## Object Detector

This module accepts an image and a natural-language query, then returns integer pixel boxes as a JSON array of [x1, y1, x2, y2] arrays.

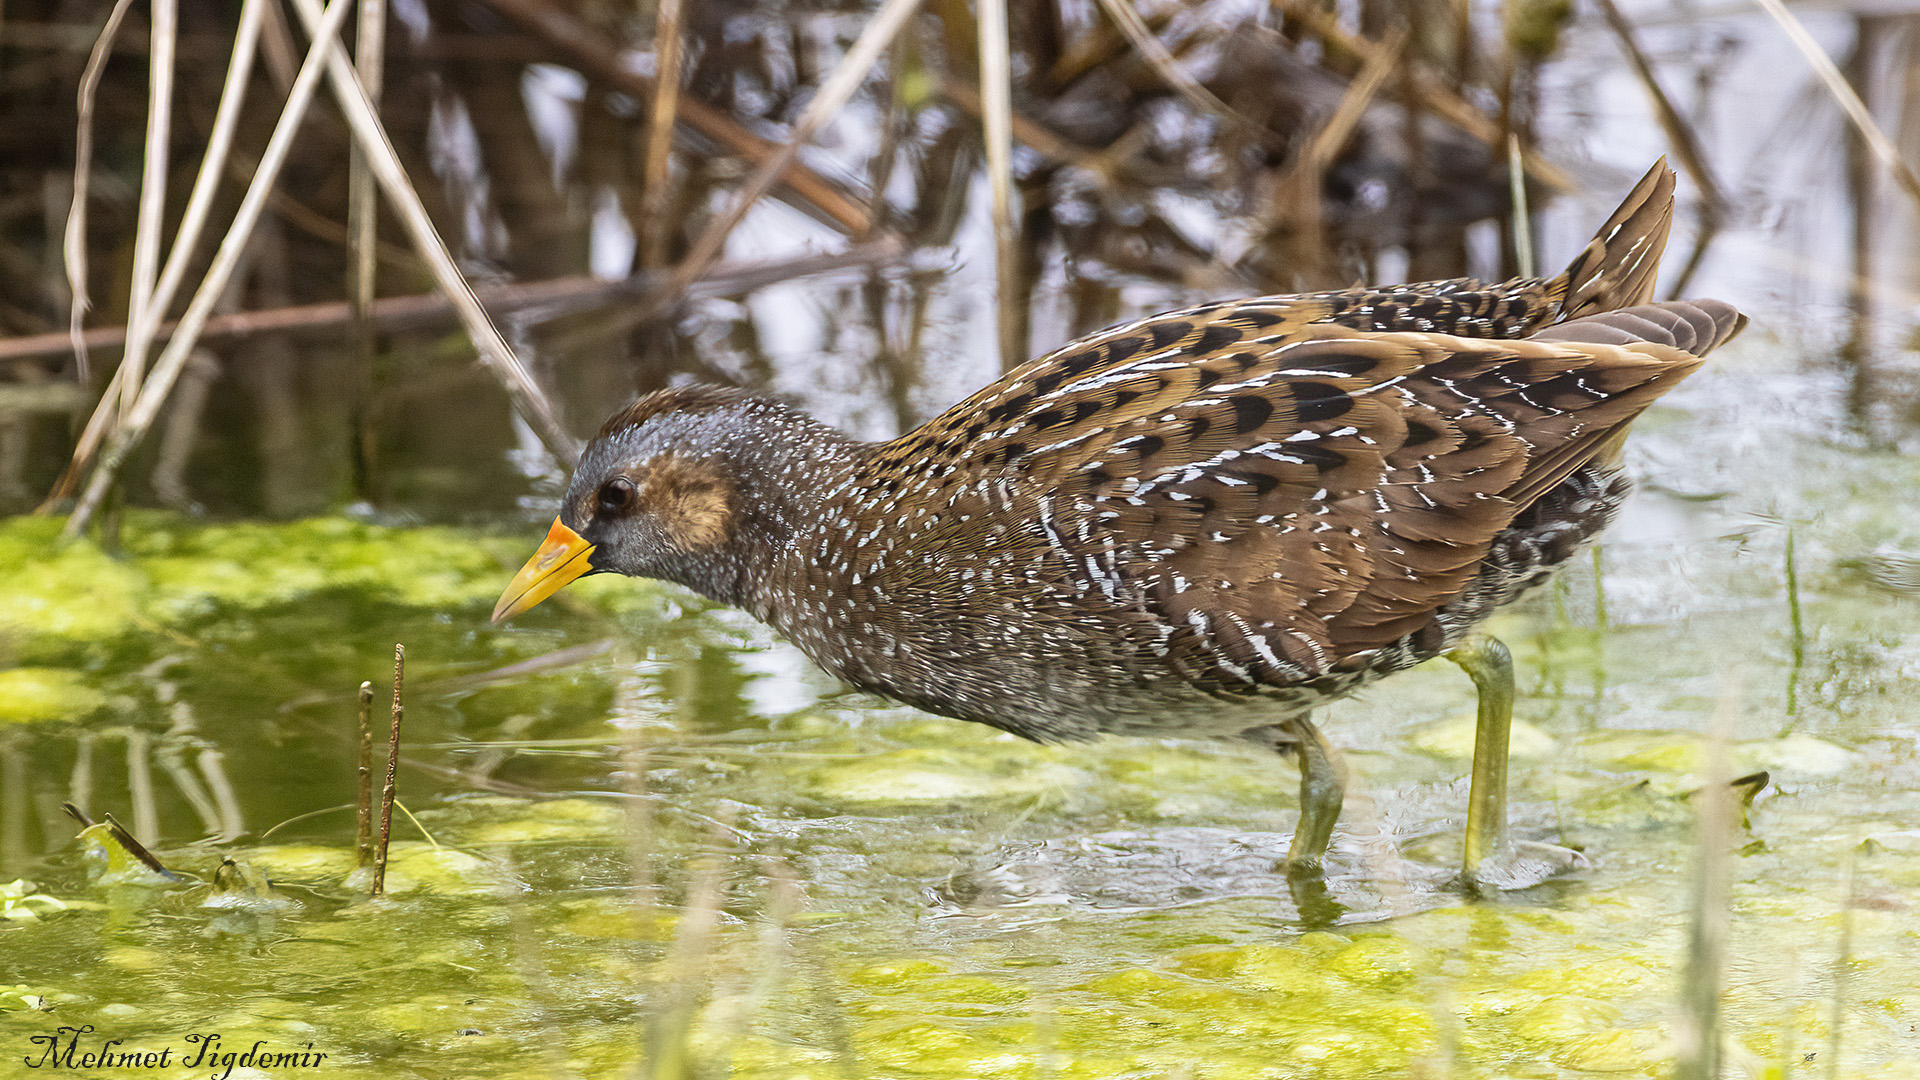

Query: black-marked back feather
[[533, 161, 1743, 744]]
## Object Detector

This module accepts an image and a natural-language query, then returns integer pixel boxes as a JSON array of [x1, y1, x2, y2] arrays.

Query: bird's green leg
[[1447, 634, 1514, 884], [1284, 713, 1348, 874]]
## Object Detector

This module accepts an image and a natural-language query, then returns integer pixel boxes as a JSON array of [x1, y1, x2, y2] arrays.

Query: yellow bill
[[493, 518, 596, 622]]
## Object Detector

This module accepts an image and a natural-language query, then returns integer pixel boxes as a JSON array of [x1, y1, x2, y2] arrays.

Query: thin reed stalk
[[47, 0, 267, 507], [99, 812, 176, 878], [371, 645, 404, 898], [672, 0, 923, 292], [11, 242, 903, 367], [119, 0, 179, 423], [64, 0, 138, 384], [347, 0, 387, 501], [355, 680, 374, 866], [1755, 0, 1920, 212], [62, 0, 360, 539], [583, 0, 923, 348], [286, 0, 578, 462], [348, 0, 385, 312], [1508, 134, 1535, 279], [977, 0, 1019, 370], [640, 0, 685, 270], [1089, 0, 1251, 132], [1594, 0, 1726, 224]]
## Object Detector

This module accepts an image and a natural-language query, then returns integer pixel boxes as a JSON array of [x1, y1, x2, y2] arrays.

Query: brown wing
[[877, 299, 1739, 692]]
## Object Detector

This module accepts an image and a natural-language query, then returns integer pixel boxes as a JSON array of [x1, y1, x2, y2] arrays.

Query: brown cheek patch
[[638, 457, 734, 549]]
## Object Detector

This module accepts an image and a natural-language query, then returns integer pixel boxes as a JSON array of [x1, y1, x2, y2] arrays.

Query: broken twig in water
[[371, 646, 404, 897], [355, 680, 375, 867]]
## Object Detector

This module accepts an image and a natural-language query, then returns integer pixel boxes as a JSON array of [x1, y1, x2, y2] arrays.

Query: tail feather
[[1531, 298, 1747, 357], [1524, 298, 1746, 476], [1548, 160, 1677, 321]]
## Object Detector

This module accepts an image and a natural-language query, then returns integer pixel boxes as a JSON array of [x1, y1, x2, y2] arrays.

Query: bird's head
[[492, 386, 772, 622]]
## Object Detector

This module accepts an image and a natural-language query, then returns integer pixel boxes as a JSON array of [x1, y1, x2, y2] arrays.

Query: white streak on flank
[[1031, 429, 1103, 456], [1229, 611, 1284, 672]]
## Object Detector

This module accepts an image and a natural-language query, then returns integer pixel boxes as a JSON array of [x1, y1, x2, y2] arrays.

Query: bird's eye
[[598, 476, 638, 515]]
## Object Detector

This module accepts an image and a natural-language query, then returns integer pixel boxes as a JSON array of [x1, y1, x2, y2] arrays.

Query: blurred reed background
[[1, 0, 1915, 526]]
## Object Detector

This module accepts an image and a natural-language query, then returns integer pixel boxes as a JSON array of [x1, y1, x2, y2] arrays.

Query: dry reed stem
[[355, 680, 374, 867], [100, 811, 175, 878], [640, 0, 685, 269], [1088, 0, 1256, 134], [347, 0, 387, 499], [1508, 134, 1535, 279], [48, 0, 268, 506], [478, 0, 872, 235], [1263, 25, 1404, 260], [348, 0, 385, 318], [8, 243, 904, 367], [121, 0, 178, 424], [669, 0, 924, 296], [60, 0, 360, 539], [371, 645, 404, 898], [1274, 0, 1572, 192], [1755, 0, 1920, 212], [976, 0, 1019, 370], [286, 0, 579, 463], [1594, 0, 1726, 223], [345, 0, 385, 474], [64, 0, 138, 385], [935, 75, 1099, 172]]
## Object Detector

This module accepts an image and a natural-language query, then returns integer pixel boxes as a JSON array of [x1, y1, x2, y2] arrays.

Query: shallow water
[[2, 316, 1919, 1076]]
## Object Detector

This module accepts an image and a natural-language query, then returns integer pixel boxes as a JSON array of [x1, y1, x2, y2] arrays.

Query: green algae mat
[[2, 357, 1920, 1078]]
